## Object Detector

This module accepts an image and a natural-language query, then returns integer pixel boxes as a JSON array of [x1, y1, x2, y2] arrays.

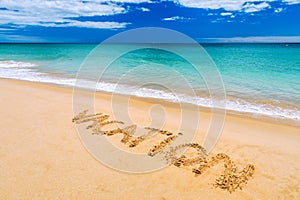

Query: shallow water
[[0, 43, 299, 122]]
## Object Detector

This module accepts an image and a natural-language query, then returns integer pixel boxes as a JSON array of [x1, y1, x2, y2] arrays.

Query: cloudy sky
[[0, 0, 299, 42]]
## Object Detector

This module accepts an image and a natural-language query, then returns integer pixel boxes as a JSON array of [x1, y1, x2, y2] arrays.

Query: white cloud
[[243, 2, 270, 13], [0, 33, 47, 42], [0, 0, 149, 29], [40, 21, 130, 29], [162, 16, 193, 21], [0, 27, 16, 31], [275, 7, 284, 12], [174, 0, 300, 12], [111, 0, 152, 3], [137, 7, 150, 12], [220, 12, 233, 16], [200, 36, 300, 43], [175, 0, 245, 11], [283, 0, 300, 4]]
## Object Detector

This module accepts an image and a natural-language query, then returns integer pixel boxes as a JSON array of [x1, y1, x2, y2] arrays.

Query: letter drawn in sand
[[72, 110, 255, 193]]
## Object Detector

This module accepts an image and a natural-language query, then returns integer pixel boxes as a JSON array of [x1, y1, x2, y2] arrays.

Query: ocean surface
[[0, 43, 299, 124]]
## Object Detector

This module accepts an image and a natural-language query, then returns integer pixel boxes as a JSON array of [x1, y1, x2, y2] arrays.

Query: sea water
[[0, 43, 299, 124]]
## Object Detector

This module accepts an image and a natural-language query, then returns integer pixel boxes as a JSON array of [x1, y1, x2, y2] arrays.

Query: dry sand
[[0, 78, 299, 199]]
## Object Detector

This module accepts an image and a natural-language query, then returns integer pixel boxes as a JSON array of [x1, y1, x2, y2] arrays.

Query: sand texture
[[0, 78, 300, 199]]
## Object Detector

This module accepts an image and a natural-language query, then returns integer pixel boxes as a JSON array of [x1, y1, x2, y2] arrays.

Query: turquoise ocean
[[0, 43, 299, 124]]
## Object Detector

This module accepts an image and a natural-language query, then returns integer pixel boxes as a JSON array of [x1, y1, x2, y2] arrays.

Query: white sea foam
[[0, 60, 299, 123]]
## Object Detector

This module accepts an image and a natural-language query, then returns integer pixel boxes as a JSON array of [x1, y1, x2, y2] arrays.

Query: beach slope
[[0, 78, 299, 199]]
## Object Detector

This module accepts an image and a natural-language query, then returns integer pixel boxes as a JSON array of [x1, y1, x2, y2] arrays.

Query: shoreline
[[1, 77, 300, 199], [2, 77, 299, 127]]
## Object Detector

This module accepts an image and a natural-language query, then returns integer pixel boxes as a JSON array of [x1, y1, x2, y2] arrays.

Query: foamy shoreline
[[1, 71, 299, 127]]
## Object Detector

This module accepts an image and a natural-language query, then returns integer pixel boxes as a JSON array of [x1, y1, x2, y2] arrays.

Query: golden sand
[[0, 78, 300, 199], [72, 110, 255, 193]]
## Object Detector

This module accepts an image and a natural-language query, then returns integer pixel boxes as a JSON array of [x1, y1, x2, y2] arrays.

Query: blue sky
[[0, 0, 299, 43]]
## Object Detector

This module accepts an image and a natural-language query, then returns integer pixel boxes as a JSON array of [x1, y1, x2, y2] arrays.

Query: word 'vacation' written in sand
[[72, 110, 255, 193]]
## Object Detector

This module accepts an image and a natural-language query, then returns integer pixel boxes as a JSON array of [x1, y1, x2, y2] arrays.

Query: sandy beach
[[0, 78, 299, 199]]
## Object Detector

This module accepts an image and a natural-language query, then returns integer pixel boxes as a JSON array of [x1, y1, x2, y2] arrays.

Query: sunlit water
[[0, 43, 299, 124]]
